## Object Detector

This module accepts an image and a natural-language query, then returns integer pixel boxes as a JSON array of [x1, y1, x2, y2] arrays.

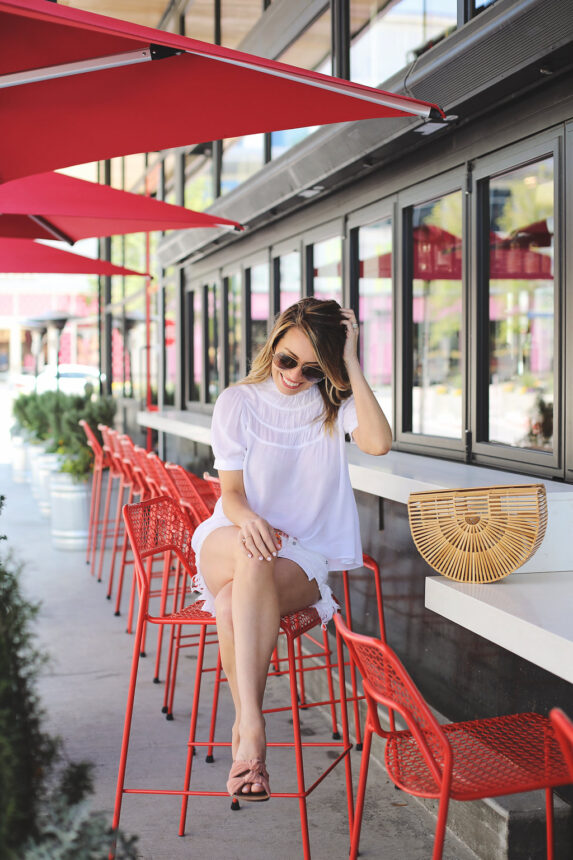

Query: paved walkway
[[0, 424, 477, 859]]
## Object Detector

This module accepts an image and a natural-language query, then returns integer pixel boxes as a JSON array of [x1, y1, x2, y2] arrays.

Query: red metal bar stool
[[334, 613, 571, 860], [112, 495, 353, 860], [550, 708, 573, 778], [79, 418, 111, 576], [96, 425, 126, 586]]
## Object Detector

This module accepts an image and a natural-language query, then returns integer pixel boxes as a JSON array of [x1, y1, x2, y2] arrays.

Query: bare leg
[[200, 526, 320, 795]]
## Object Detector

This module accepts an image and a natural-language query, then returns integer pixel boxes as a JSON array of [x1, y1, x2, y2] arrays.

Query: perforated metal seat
[[334, 613, 570, 860]]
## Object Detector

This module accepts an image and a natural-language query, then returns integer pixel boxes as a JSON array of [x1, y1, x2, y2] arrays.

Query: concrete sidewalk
[[0, 452, 477, 860]]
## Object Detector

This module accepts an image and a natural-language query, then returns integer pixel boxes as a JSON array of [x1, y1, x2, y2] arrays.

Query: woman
[[191, 297, 392, 801]]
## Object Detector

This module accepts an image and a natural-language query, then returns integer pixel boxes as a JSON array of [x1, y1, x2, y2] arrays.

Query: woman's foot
[[233, 716, 267, 797], [227, 759, 271, 802]]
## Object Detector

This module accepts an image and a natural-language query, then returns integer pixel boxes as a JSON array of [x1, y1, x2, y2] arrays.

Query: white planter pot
[[37, 452, 61, 517], [50, 472, 90, 551], [11, 435, 30, 483], [28, 443, 48, 497]]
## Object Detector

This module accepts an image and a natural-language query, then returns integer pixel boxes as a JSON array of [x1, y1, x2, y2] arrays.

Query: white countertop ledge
[[425, 573, 573, 684]]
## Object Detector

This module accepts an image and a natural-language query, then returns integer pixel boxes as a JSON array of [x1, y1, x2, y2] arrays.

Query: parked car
[[34, 364, 104, 396]]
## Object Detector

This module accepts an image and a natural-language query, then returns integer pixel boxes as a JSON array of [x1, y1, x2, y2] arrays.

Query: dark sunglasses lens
[[274, 352, 297, 371], [302, 365, 324, 382]]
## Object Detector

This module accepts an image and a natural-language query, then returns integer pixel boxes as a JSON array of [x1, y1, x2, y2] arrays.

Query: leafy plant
[[0, 497, 137, 858]]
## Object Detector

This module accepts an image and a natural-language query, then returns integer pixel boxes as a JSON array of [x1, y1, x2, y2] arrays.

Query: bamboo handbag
[[407, 483, 548, 583]]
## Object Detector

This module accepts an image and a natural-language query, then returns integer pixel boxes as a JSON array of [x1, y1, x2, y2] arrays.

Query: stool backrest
[[123, 495, 195, 601], [333, 613, 449, 790], [550, 708, 573, 778], [165, 463, 214, 520]]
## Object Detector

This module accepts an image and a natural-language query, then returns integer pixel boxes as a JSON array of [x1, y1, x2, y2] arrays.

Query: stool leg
[[178, 626, 208, 836], [287, 633, 311, 860], [205, 649, 223, 762], [90, 464, 106, 574], [97, 468, 115, 584]]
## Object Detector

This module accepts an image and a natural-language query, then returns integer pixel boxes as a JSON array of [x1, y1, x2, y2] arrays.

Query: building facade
[[95, 1, 573, 854]]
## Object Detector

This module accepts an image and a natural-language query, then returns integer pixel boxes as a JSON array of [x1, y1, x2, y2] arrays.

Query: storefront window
[[312, 237, 343, 303], [357, 218, 393, 417], [226, 272, 242, 384], [249, 263, 270, 366], [408, 190, 462, 438], [270, 10, 331, 159], [221, 134, 265, 195], [486, 158, 554, 451], [164, 274, 177, 406], [206, 281, 221, 401], [350, 1, 456, 87], [187, 288, 203, 402], [163, 152, 177, 204], [278, 251, 302, 312], [185, 145, 214, 211]]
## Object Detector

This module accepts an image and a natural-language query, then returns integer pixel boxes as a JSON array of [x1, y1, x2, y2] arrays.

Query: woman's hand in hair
[[340, 308, 360, 369]]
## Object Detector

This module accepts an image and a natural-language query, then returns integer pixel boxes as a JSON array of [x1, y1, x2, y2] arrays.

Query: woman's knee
[[214, 582, 234, 631]]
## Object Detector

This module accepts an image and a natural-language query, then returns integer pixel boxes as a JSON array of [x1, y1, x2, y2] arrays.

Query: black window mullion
[[401, 206, 414, 433]]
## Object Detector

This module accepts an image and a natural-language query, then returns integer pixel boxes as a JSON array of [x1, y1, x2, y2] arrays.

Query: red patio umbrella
[[0, 237, 147, 275], [0, 0, 444, 182], [0, 171, 242, 243]]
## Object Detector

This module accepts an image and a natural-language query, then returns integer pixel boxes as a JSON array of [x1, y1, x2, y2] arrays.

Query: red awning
[[0, 171, 242, 242], [0, 237, 147, 275], [0, 0, 444, 182]]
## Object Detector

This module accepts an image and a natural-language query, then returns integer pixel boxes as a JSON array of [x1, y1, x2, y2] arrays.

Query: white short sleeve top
[[191, 378, 363, 570]]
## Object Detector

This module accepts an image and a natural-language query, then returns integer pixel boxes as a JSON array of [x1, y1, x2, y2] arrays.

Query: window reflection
[[409, 191, 462, 438], [249, 263, 270, 366], [278, 251, 301, 313], [188, 288, 203, 402], [164, 276, 177, 405], [227, 273, 242, 384], [313, 238, 343, 303], [350, 1, 456, 87], [487, 158, 554, 451], [357, 218, 393, 418], [185, 144, 214, 211], [271, 9, 331, 159], [221, 134, 265, 195], [206, 282, 220, 401]]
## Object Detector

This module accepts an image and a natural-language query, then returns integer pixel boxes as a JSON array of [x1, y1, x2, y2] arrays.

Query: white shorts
[[192, 528, 337, 628]]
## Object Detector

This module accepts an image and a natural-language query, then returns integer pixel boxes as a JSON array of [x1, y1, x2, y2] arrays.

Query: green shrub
[[0, 497, 137, 858]]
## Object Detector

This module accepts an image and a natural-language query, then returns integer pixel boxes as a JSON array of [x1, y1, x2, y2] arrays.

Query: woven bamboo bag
[[407, 484, 548, 583]]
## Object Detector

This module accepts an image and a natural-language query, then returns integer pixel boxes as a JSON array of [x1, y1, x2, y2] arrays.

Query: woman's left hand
[[341, 308, 359, 367]]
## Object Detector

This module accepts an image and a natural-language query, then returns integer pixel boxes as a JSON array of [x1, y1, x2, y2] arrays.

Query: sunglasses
[[272, 351, 325, 383]]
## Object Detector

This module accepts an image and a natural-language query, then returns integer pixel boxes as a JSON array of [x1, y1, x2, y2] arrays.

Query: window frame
[[395, 169, 468, 458], [304, 218, 346, 303], [243, 251, 272, 369], [469, 131, 563, 477]]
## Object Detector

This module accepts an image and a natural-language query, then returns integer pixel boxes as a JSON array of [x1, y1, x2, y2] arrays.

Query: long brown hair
[[242, 297, 351, 433]]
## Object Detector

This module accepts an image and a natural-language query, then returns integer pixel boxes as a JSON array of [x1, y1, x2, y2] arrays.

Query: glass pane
[[164, 275, 177, 406], [221, 0, 264, 48], [487, 158, 554, 450], [185, 145, 214, 210], [410, 191, 463, 437], [221, 134, 265, 195], [227, 273, 242, 384], [188, 289, 203, 401], [163, 152, 176, 204], [270, 9, 331, 159], [279, 252, 302, 312], [249, 263, 270, 366], [313, 238, 343, 303], [206, 282, 221, 401], [358, 218, 393, 418], [185, 0, 214, 42], [350, 1, 457, 87]]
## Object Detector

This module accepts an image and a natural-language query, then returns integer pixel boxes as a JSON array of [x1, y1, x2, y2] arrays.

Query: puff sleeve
[[339, 395, 358, 439], [211, 386, 247, 471]]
